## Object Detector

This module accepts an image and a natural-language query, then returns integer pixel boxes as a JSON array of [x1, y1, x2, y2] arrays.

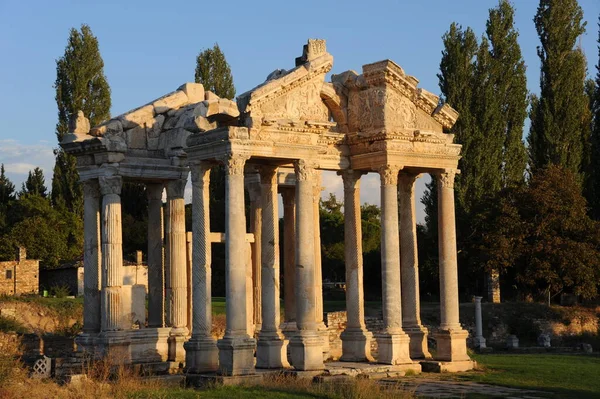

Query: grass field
[[464, 353, 600, 398]]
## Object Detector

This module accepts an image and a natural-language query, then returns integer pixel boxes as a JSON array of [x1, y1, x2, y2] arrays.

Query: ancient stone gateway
[[61, 39, 473, 376]]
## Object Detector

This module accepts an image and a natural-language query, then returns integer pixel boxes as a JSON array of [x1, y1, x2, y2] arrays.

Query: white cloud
[[0, 139, 56, 189]]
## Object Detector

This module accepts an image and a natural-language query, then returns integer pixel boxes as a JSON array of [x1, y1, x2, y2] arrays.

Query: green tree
[[20, 167, 47, 198], [588, 17, 600, 219], [528, 0, 589, 177], [195, 43, 236, 100], [195, 44, 236, 233], [486, 0, 528, 187], [0, 164, 16, 206], [52, 24, 111, 214]]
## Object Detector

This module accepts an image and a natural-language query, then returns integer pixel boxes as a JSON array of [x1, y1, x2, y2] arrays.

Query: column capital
[[190, 163, 212, 187], [437, 169, 457, 189], [398, 173, 418, 195], [338, 169, 365, 191], [221, 154, 249, 176], [83, 179, 101, 198], [377, 165, 402, 186], [167, 178, 187, 199], [258, 165, 278, 185], [294, 159, 317, 181], [99, 175, 122, 196], [146, 183, 164, 200]]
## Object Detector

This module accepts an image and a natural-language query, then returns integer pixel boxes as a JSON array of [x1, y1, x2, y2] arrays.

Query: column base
[[433, 329, 470, 362], [75, 332, 100, 356], [340, 328, 374, 362], [420, 359, 475, 373], [280, 321, 298, 340], [375, 331, 412, 365], [317, 322, 330, 360], [256, 332, 290, 369], [96, 330, 132, 364], [473, 336, 487, 349], [130, 327, 170, 363], [184, 336, 219, 373], [217, 335, 256, 376], [168, 327, 189, 363], [289, 331, 324, 371], [404, 325, 432, 359]]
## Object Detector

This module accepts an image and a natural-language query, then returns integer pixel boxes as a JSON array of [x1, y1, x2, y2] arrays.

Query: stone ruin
[[61, 39, 473, 376]]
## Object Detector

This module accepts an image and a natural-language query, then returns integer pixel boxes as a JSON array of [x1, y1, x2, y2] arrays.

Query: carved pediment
[[237, 39, 334, 131]]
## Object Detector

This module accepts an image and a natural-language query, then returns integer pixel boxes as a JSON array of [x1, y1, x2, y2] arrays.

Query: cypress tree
[[52, 24, 111, 213], [486, 0, 528, 187], [21, 167, 47, 198], [528, 0, 588, 176], [195, 44, 236, 232], [0, 165, 16, 206]]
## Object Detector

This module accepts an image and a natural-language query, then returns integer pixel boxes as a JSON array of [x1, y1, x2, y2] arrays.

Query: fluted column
[[167, 177, 188, 362], [339, 170, 373, 362], [185, 163, 218, 373], [398, 173, 431, 359], [375, 165, 411, 365], [99, 175, 124, 332], [247, 180, 262, 333], [82, 180, 101, 333], [147, 183, 164, 328], [434, 169, 470, 362], [289, 159, 323, 371], [281, 188, 297, 336], [217, 154, 256, 376], [256, 166, 289, 368], [313, 171, 324, 324]]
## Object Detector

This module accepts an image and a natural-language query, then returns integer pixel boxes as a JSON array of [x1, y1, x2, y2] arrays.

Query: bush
[[50, 284, 70, 298]]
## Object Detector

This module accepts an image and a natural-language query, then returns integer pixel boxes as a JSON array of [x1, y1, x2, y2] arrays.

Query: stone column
[[247, 181, 262, 333], [185, 163, 218, 373], [339, 170, 373, 362], [166, 178, 188, 362], [82, 180, 101, 334], [164, 199, 171, 326], [398, 173, 431, 359], [256, 166, 289, 368], [313, 172, 328, 358], [280, 188, 297, 336], [147, 183, 164, 328], [289, 160, 323, 371], [99, 175, 124, 331], [217, 154, 256, 376], [375, 166, 411, 365], [473, 297, 486, 349], [434, 169, 470, 362]]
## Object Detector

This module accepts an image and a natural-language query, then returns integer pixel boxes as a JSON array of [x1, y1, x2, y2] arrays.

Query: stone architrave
[[289, 160, 324, 371], [99, 175, 124, 331], [398, 172, 431, 359], [166, 177, 189, 362], [184, 163, 218, 373], [217, 154, 256, 376], [339, 170, 373, 362], [280, 188, 297, 337], [375, 166, 412, 365], [434, 169, 470, 362], [256, 166, 289, 369], [82, 180, 102, 334], [146, 183, 165, 328]]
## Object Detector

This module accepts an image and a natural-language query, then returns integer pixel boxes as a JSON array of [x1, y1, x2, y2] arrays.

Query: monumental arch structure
[[61, 39, 473, 376]]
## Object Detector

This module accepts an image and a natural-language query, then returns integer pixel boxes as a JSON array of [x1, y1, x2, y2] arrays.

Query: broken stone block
[[118, 105, 154, 129], [69, 111, 90, 134], [537, 333, 551, 348], [153, 90, 189, 114], [90, 119, 123, 137], [178, 83, 205, 104]]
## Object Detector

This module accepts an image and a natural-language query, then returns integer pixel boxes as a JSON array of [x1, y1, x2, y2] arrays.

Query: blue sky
[[0, 0, 599, 221]]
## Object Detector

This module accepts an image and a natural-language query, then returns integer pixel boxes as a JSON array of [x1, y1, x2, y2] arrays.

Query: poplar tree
[[486, 0, 528, 187], [588, 16, 600, 219], [528, 0, 588, 176], [195, 44, 236, 232], [52, 24, 111, 214]]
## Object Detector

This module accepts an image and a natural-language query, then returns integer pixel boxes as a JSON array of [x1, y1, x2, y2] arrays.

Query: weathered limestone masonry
[[0, 248, 39, 296], [61, 39, 473, 375]]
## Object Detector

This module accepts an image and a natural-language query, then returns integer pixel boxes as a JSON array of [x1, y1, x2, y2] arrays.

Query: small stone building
[[0, 248, 39, 296]]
